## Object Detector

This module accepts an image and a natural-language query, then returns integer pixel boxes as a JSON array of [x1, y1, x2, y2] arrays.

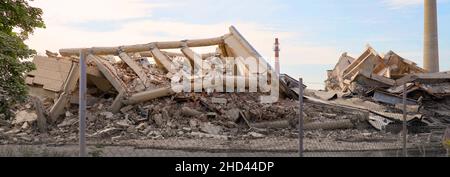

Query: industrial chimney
[[274, 38, 280, 75], [424, 0, 440, 73]]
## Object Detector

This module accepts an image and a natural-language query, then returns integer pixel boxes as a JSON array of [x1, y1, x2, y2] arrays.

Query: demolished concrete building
[[326, 45, 450, 101], [9, 26, 316, 144], [325, 45, 450, 133], [326, 46, 427, 93], [26, 26, 290, 123], [1, 27, 448, 152]]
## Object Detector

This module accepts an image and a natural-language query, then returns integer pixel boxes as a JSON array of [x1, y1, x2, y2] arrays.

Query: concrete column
[[424, 0, 439, 73]]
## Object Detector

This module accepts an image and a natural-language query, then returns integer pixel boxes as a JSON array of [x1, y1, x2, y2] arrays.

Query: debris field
[[1, 27, 449, 152]]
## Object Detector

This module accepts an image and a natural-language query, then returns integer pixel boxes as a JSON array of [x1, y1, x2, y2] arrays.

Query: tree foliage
[[0, 0, 45, 116]]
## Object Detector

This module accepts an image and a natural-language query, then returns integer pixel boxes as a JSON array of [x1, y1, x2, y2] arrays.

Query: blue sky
[[27, 0, 450, 89]]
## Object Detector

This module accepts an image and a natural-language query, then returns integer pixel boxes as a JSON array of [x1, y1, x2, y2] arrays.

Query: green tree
[[0, 0, 45, 117]]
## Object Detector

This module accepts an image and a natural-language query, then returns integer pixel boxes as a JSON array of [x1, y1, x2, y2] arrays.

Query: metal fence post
[[79, 50, 87, 157], [299, 78, 304, 157], [402, 83, 408, 157]]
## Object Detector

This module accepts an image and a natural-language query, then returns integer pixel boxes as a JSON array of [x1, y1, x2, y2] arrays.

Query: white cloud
[[26, 20, 286, 53], [383, 0, 449, 9], [266, 44, 341, 65], [26, 0, 340, 66], [26, 18, 340, 65], [383, 0, 423, 9], [29, 0, 167, 24]]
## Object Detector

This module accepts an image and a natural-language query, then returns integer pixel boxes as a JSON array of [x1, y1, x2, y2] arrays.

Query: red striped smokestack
[[274, 38, 280, 75]]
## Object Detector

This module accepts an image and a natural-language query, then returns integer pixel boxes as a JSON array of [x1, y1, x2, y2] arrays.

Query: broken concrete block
[[248, 132, 265, 139], [189, 119, 199, 128], [12, 111, 37, 125], [57, 118, 78, 128], [226, 108, 241, 122], [153, 114, 164, 128], [21, 122, 30, 130], [97, 104, 104, 110], [200, 122, 222, 135], [115, 119, 131, 128], [199, 97, 222, 114], [212, 97, 227, 104], [120, 105, 134, 114], [147, 130, 162, 138], [161, 107, 170, 120], [395, 104, 420, 113], [206, 112, 217, 119], [100, 112, 114, 119], [141, 126, 153, 135], [0, 119, 9, 127], [20, 136, 32, 142], [368, 114, 393, 131], [126, 126, 138, 134], [90, 128, 121, 138], [87, 111, 98, 122], [136, 122, 149, 130], [181, 107, 202, 117], [182, 127, 192, 132], [5, 128, 21, 135], [65, 111, 73, 117], [111, 135, 123, 142]]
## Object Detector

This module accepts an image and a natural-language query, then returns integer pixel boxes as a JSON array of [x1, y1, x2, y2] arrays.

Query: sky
[[26, 0, 450, 89]]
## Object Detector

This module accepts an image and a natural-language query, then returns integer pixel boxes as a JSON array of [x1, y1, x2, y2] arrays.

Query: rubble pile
[[0, 90, 387, 145], [324, 45, 450, 133], [325, 45, 450, 103], [0, 26, 310, 144], [325, 45, 427, 93], [1, 28, 448, 151]]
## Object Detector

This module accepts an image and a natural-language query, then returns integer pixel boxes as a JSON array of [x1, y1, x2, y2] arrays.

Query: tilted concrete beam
[[149, 44, 178, 74], [49, 62, 80, 122], [118, 52, 148, 87]]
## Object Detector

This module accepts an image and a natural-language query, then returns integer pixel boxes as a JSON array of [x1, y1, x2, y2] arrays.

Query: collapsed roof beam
[[89, 55, 127, 93], [49, 62, 80, 122], [124, 86, 179, 105], [59, 35, 228, 57], [149, 44, 178, 74], [90, 55, 128, 113], [181, 44, 204, 71], [118, 52, 148, 88], [123, 75, 264, 105], [139, 51, 217, 59], [139, 51, 185, 58]]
